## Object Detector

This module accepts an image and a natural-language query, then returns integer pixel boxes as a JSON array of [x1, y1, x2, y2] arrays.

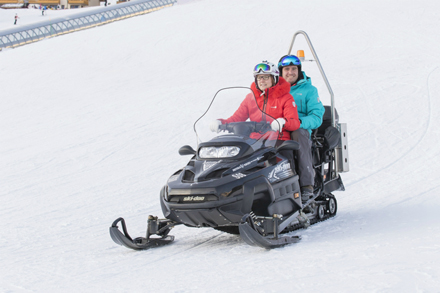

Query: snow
[[1, 0, 440, 291]]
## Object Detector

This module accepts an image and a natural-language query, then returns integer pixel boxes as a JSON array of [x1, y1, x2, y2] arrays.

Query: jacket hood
[[251, 77, 291, 99]]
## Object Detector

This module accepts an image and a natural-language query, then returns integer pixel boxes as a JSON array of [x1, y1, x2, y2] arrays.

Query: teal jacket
[[289, 72, 325, 136]]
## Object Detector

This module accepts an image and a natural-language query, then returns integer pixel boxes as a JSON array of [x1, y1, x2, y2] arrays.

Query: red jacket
[[221, 77, 300, 140]]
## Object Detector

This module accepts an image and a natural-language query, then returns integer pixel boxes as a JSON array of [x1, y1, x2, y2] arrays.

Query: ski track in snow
[[346, 66, 438, 189], [2, 0, 440, 292], [146, 231, 224, 265]]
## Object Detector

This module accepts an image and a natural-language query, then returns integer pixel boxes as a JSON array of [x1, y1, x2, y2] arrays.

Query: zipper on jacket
[[262, 89, 268, 122]]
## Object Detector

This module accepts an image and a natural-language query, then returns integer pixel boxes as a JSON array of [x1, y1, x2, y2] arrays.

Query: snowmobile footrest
[[110, 217, 174, 250], [239, 219, 301, 249]]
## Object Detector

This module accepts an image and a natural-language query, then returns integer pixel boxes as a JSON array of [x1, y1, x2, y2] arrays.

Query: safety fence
[[0, 0, 177, 50]]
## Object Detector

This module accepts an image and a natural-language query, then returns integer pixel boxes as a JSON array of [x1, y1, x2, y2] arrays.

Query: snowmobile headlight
[[218, 146, 240, 157], [199, 147, 218, 158], [199, 146, 240, 158]]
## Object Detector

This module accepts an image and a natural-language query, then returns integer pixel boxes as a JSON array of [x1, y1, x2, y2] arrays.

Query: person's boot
[[301, 185, 314, 204]]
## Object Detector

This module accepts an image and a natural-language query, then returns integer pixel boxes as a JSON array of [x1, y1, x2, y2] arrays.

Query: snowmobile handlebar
[[219, 121, 272, 136]]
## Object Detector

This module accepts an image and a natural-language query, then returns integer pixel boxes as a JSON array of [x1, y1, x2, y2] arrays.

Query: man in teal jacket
[[278, 55, 325, 203]]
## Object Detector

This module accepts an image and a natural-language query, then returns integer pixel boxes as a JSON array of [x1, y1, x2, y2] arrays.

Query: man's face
[[282, 65, 299, 85]]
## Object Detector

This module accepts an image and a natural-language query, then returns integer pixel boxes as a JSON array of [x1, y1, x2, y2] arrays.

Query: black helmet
[[278, 55, 303, 77]]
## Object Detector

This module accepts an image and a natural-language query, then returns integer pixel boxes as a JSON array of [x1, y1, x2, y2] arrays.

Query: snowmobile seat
[[310, 106, 341, 165], [319, 106, 341, 151], [323, 126, 340, 151], [317, 106, 339, 135]]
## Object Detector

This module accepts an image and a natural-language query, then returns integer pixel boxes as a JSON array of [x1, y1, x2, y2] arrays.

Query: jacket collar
[[292, 72, 311, 87]]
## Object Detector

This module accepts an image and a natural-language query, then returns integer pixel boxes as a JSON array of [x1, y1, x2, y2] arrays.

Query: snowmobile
[[109, 31, 349, 250]]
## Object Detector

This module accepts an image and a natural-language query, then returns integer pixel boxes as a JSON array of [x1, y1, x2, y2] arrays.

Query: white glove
[[271, 118, 286, 133], [210, 120, 222, 133]]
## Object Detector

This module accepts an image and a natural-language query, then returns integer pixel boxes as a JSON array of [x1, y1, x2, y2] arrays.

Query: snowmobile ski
[[109, 217, 178, 250], [238, 214, 301, 249]]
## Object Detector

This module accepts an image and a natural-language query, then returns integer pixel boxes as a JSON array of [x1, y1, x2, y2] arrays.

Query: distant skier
[[14, 14, 19, 25]]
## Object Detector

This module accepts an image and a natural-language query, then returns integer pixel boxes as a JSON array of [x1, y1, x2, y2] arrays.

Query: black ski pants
[[291, 129, 314, 187]]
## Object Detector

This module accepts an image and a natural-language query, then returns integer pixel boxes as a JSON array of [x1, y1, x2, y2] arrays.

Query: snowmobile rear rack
[[288, 30, 349, 174], [288, 30, 335, 127], [109, 216, 179, 250]]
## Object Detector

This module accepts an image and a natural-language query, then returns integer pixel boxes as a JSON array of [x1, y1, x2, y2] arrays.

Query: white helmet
[[253, 61, 279, 84]]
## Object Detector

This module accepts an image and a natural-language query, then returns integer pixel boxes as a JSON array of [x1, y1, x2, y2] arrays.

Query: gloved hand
[[210, 120, 222, 133], [271, 118, 286, 133]]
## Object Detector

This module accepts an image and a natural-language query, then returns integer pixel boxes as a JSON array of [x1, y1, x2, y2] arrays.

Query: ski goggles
[[254, 63, 271, 74], [278, 55, 301, 67]]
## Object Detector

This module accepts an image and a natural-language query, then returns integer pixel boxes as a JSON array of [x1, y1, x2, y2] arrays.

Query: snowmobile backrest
[[323, 126, 341, 151], [317, 106, 339, 135]]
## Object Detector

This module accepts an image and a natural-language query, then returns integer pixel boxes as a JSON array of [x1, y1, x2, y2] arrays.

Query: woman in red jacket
[[210, 61, 300, 140], [210, 61, 300, 168]]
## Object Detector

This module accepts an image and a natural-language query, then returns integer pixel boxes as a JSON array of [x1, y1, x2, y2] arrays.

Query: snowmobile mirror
[[276, 140, 300, 152], [179, 145, 196, 156]]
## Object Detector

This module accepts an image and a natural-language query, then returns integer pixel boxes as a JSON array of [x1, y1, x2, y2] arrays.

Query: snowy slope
[[1, 0, 440, 292]]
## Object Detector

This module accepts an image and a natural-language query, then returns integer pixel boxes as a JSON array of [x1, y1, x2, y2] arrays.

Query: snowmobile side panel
[[268, 175, 302, 216], [241, 176, 274, 214]]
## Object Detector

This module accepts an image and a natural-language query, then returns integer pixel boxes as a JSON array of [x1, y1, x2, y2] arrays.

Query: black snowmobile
[[110, 31, 349, 249]]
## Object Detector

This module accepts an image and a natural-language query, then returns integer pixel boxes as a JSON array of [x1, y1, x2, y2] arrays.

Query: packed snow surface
[[1, 0, 440, 292]]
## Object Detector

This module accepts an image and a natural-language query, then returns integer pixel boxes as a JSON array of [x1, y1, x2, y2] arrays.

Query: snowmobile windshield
[[194, 87, 281, 156]]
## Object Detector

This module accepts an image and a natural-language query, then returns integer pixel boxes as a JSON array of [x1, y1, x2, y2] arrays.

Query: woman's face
[[256, 74, 273, 91]]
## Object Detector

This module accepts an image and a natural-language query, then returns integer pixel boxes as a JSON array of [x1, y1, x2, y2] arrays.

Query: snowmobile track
[[283, 212, 337, 234]]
